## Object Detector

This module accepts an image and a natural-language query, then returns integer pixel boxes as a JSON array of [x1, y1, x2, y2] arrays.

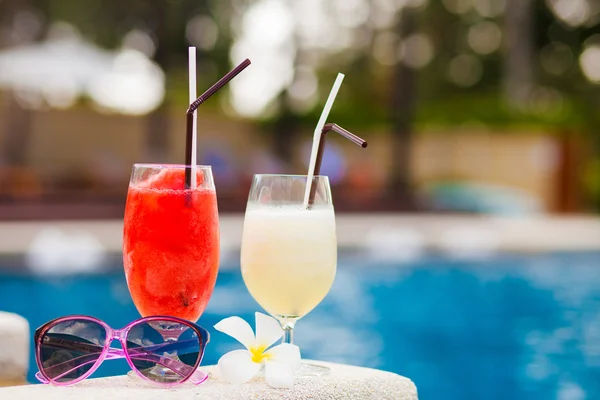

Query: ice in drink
[[123, 168, 219, 321]]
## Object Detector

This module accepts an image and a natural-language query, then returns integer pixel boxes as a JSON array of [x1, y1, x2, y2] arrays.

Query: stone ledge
[[0, 361, 418, 400], [0, 311, 29, 384], [1, 215, 599, 257]]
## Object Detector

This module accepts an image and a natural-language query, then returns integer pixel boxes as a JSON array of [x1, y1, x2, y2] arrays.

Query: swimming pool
[[1, 251, 599, 399]]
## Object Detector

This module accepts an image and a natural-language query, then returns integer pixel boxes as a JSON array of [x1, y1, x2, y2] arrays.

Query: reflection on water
[[1, 251, 599, 399]]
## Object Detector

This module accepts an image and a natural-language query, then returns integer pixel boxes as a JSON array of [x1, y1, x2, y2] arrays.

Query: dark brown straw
[[185, 58, 251, 188], [308, 123, 368, 206]]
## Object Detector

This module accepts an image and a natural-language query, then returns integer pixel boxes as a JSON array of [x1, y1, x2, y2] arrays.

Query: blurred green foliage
[[2, 0, 600, 210]]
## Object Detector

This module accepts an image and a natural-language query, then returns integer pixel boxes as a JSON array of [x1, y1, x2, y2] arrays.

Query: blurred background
[[0, 0, 599, 399]]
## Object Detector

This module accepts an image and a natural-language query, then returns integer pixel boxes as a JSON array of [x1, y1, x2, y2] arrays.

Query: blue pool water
[[1, 251, 599, 399]]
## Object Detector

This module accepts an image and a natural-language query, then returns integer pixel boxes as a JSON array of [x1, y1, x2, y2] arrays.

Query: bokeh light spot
[[473, 0, 506, 18], [579, 45, 600, 83], [546, 0, 591, 28], [287, 66, 319, 113], [186, 15, 219, 51], [333, 0, 370, 29], [373, 32, 399, 66], [468, 21, 502, 55], [400, 33, 434, 69], [122, 29, 156, 58], [448, 54, 483, 87], [442, 0, 471, 15], [228, 0, 295, 117], [540, 42, 573, 75]]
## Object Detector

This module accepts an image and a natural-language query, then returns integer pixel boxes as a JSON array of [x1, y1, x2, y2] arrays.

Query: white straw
[[303, 73, 345, 207], [188, 46, 198, 188]]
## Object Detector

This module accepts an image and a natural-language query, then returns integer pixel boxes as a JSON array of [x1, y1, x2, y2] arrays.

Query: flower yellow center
[[250, 345, 270, 363]]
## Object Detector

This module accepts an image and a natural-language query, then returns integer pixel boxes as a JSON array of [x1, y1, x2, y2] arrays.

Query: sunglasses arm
[[188, 367, 209, 384], [35, 372, 50, 384]]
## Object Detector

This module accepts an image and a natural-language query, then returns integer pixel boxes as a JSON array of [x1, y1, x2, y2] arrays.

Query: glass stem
[[279, 318, 297, 345]]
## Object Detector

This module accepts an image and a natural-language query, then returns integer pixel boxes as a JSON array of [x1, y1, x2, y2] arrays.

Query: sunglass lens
[[126, 319, 203, 383], [39, 319, 107, 383]]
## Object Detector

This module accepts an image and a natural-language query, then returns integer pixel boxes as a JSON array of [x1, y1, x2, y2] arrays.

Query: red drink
[[123, 165, 219, 321]]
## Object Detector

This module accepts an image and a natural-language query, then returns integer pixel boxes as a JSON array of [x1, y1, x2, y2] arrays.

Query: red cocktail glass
[[123, 164, 219, 323]]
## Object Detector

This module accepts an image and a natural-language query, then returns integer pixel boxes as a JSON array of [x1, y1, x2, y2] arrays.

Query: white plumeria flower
[[214, 312, 301, 388]]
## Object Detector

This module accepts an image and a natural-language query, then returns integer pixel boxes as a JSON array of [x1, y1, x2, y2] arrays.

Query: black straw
[[308, 123, 368, 206], [185, 58, 252, 188]]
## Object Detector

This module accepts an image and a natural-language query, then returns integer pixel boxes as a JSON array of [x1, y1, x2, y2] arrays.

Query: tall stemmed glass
[[241, 174, 337, 376], [123, 163, 220, 382]]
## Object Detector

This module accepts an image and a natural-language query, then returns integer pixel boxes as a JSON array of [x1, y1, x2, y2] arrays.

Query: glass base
[[127, 365, 183, 383], [297, 362, 330, 377]]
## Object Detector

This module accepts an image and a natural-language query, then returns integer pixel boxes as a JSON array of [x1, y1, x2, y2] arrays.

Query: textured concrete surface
[[0, 361, 418, 400]]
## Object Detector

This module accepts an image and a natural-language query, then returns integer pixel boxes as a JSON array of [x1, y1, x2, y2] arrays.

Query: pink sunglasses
[[34, 315, 209, 387]]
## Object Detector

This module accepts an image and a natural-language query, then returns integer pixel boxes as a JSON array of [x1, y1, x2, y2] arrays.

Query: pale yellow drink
[[241, 204, 337, 319]]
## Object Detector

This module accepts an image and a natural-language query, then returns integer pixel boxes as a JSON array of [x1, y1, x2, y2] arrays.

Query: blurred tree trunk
[[581, 91, 600, 212], [554, 134, 582, 213], [1, 96, 33, 166], [504, 0, 534, 108], [271, 29, 302, 170], [271, 95, 300, 169], [0, 0, 34, 167], [386, 7, 418, 210], [144, 0, 171, 163]]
